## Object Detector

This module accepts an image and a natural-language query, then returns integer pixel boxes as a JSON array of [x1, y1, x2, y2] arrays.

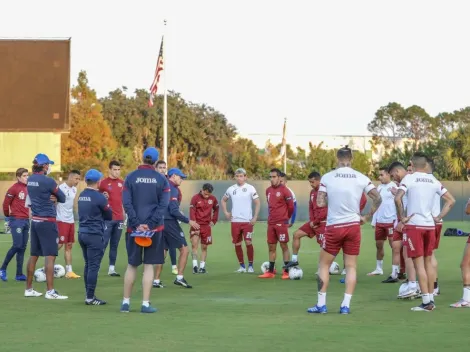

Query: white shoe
[[398, 288, 420, 299], [45, 290, 68, 300], [24, 289, 42, 297], [367, 269, 383, 276], [247, 266, 255, 273], [450, 299, 470, 308], [341, 269, 346, 275], [235, 267, 247, 273]]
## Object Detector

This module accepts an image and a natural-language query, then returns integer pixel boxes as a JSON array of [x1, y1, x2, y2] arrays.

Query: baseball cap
[[168, 168, 187, 179], [33, 153, 54, 165], [85, 169, 103, 183], [143, 147, 160, 164], [235, 168, 247, 175]]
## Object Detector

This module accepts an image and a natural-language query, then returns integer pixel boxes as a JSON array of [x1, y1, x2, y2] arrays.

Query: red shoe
[[258, 272, 275, 279], [281, 272, 290, 280]]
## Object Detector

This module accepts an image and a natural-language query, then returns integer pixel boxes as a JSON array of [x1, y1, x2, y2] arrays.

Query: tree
[[401, 105, 435, 149], [443, 126, 470, 179], [367, 102, 406, 149]]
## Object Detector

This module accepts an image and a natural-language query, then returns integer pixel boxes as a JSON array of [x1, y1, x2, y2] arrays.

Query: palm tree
[[443, 126, 470, 178]]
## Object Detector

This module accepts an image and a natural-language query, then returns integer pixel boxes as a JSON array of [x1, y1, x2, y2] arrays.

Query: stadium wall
[[0, 181, 469, 223]]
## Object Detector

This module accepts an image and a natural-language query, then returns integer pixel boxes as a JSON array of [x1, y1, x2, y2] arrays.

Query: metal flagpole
[[283, 118, 287, 173], [163, 19, 168, 163]]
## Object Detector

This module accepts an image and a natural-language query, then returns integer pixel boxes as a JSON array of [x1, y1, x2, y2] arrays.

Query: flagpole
[[163, 19, 168, 163], [283, 118, 287, 173]]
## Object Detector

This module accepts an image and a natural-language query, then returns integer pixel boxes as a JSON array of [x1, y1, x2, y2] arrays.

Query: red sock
[[399, 250, 405, 274], [246, 244, 254, 264], [235, 245, 244, 265]]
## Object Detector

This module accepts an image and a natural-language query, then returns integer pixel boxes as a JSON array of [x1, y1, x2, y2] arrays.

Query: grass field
[[0, 220, 470, 351]]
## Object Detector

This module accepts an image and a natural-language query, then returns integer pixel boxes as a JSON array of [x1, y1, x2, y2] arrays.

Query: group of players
[[1, 146, 470, 313]]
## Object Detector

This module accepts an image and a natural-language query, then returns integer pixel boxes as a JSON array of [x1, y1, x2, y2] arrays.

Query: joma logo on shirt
[[415, 178, 433, 183], [78, 197, 91, 201], [27, 181, 39, 186], [136, 178, 157, 184], [334, 173, 357, 178]]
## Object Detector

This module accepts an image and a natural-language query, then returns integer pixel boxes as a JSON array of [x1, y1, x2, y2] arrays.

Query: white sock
[[292, 254, 298, 262], [376, 260, 383, 270], [200, 261, 206, 269], [341, 293, 352, 308], [109, 265, 115, 272], [177, 275, 183, 280], [172, 265, 177, 269], [122, 298, 130, 305], [391, 265, 399, 279], [429, 293, 434, 302], [463, 287, 470, 301], [422, 293, 431, 304], [142, 300, 150, 307], [66, 265, 72, 273], [47, 289, 55, 295], [192, 260, 198, 268], [318, 292, 326, 306]]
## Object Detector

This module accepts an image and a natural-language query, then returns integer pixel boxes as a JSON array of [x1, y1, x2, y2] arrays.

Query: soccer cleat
[[283, 261, 299, 270], [171, 268, 178, 275], [339, 306, 350, 314], [65, 271, 81, 279], [247, 266, 255, 273], [120, 302, 130, 313], [411, 302, 434, 312], [281, 272, 290, 280], [24, 289, 42, 297], [86, 297, 107, 305], [152, 280, 164, 288], [235, 267, 247, 273], [141, 305, 157, 313], [193, 266, 198, 274], [307, 305, 328, 314], [0, 269, 7, 281], [45, 290, 68, 300], [450, 299, 470, 308], [258, 272, 275, 279], [367, 269, 383, 276], [174, 277, 192, 288], [433, 287, 440, 296], [398, 288, 420, 300], [382, 276, 398, 283], [108, 270, 121, 277], [15, 274, 26, 281], [398, 273, 407, 280], [198, 267, 207, 274]]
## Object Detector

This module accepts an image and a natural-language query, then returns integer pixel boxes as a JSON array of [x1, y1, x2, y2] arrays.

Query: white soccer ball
[[34, 268, 46, 282], [261, 261, 270, 274], [288, 266, 303, 280], [54, 264, 66, 278], [329, 261, 340, 275]]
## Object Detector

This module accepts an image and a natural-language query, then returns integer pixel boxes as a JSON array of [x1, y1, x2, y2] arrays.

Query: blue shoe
[[340, 278, 345, 284], [0, 269, 7, 282], [120, 302, 130, 313], [15, 274, 26, 281], [307, 305, 328, 314], [339, 306, 350, 314], [141, 305, 157, 313]]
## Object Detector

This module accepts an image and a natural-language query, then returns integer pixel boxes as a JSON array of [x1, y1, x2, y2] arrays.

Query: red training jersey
[[189, 192, 219, 225], [99, 177, 124, 221], [266, 184, 294, 224], [311, 187, 327, 224], [3, 182, 29, 219]]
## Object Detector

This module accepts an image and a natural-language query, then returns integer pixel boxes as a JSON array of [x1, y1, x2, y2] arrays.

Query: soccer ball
[[261, 261, 270, 274], [329, 261, 340, 275], [34, 268, 46, 282], [288, 266, 303, 280], [54, 264, 66, 278]]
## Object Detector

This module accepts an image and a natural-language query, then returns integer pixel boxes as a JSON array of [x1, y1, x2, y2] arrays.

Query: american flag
[[148, 36, 164, 107]]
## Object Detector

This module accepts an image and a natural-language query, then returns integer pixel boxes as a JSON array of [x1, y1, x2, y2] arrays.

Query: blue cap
[[34, 153, 54, 165], [168, 168, 187, 179], [143, 147, 160, 164], [85, 169, 103, 183]]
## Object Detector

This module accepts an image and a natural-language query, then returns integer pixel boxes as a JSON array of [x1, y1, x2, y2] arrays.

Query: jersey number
[[118, 222, 124, 229], [279, 234, 286, 241], [207, 236, 212, 243], [388, 228, 394, 235], [233, 190, 237, 195], [246, 232, 253, 239]]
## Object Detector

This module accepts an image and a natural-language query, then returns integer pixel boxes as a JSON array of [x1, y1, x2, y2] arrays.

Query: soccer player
[[121, 147, 170, 313], [25, 153, 68, 299], [307, 146, 382, 314], [367, 167, 397, 277], [56, 170, 81, 279], [395, 152, 455, 311], [99, 160, 125, 277], [0, 168, 29, 281], [279, 173, 297, 227], [284, 172, 325, 269], [221, 168, 260, 273], [78, 169, 112, 305], [189, 183, 219, 273], [155, 159, 178, 275], [258, 168, 294, 280]]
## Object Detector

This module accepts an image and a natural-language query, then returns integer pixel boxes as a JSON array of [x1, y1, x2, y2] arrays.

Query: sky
[[2, 0, 470, 147]]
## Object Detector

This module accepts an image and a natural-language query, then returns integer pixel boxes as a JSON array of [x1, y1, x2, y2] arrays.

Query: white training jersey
[[224, 183, 259, 222], [375, 182, 397, 224], [56, 183, 77, 223], [319, 167, 375, 226], [398, 172, 447, 227]]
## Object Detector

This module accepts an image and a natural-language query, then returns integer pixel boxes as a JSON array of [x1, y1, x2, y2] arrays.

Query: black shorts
[[163, 220, 188, 249], [30, 220, 59, 257], [125, 231, 164, 266]]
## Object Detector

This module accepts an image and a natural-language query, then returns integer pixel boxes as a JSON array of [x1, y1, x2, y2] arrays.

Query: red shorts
[[322, 222, 361, 256], [298, 221, 325, 246], [403, 225, 436, 258], [375, 223, 395, 241], [231, 222, 254, 244], [267, 223, 289, 244], [434, 222, 443, 249], [190, 225, 213, 245], [57, 221, 75, 244]]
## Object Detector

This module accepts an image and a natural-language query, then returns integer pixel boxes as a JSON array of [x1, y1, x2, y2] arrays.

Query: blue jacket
[[27, 172, 66, 219], [78, 188, 113, 235], [163, 181, 189, 223], [122, 165, 170, 231]]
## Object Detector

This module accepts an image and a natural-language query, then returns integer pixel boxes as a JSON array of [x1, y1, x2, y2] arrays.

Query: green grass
[[0, 221, 470, 352]]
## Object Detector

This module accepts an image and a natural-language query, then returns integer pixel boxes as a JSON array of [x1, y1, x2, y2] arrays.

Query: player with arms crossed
[[56, 170, 81, 279], [258, 168, 294, 280], [307, 146, 382, 314], [25, 154, 68, 299], [0, 168, 29, 282], [221, 168, 260, 273], [189, 183, 219, 273], [395, 153, 455, 311]]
